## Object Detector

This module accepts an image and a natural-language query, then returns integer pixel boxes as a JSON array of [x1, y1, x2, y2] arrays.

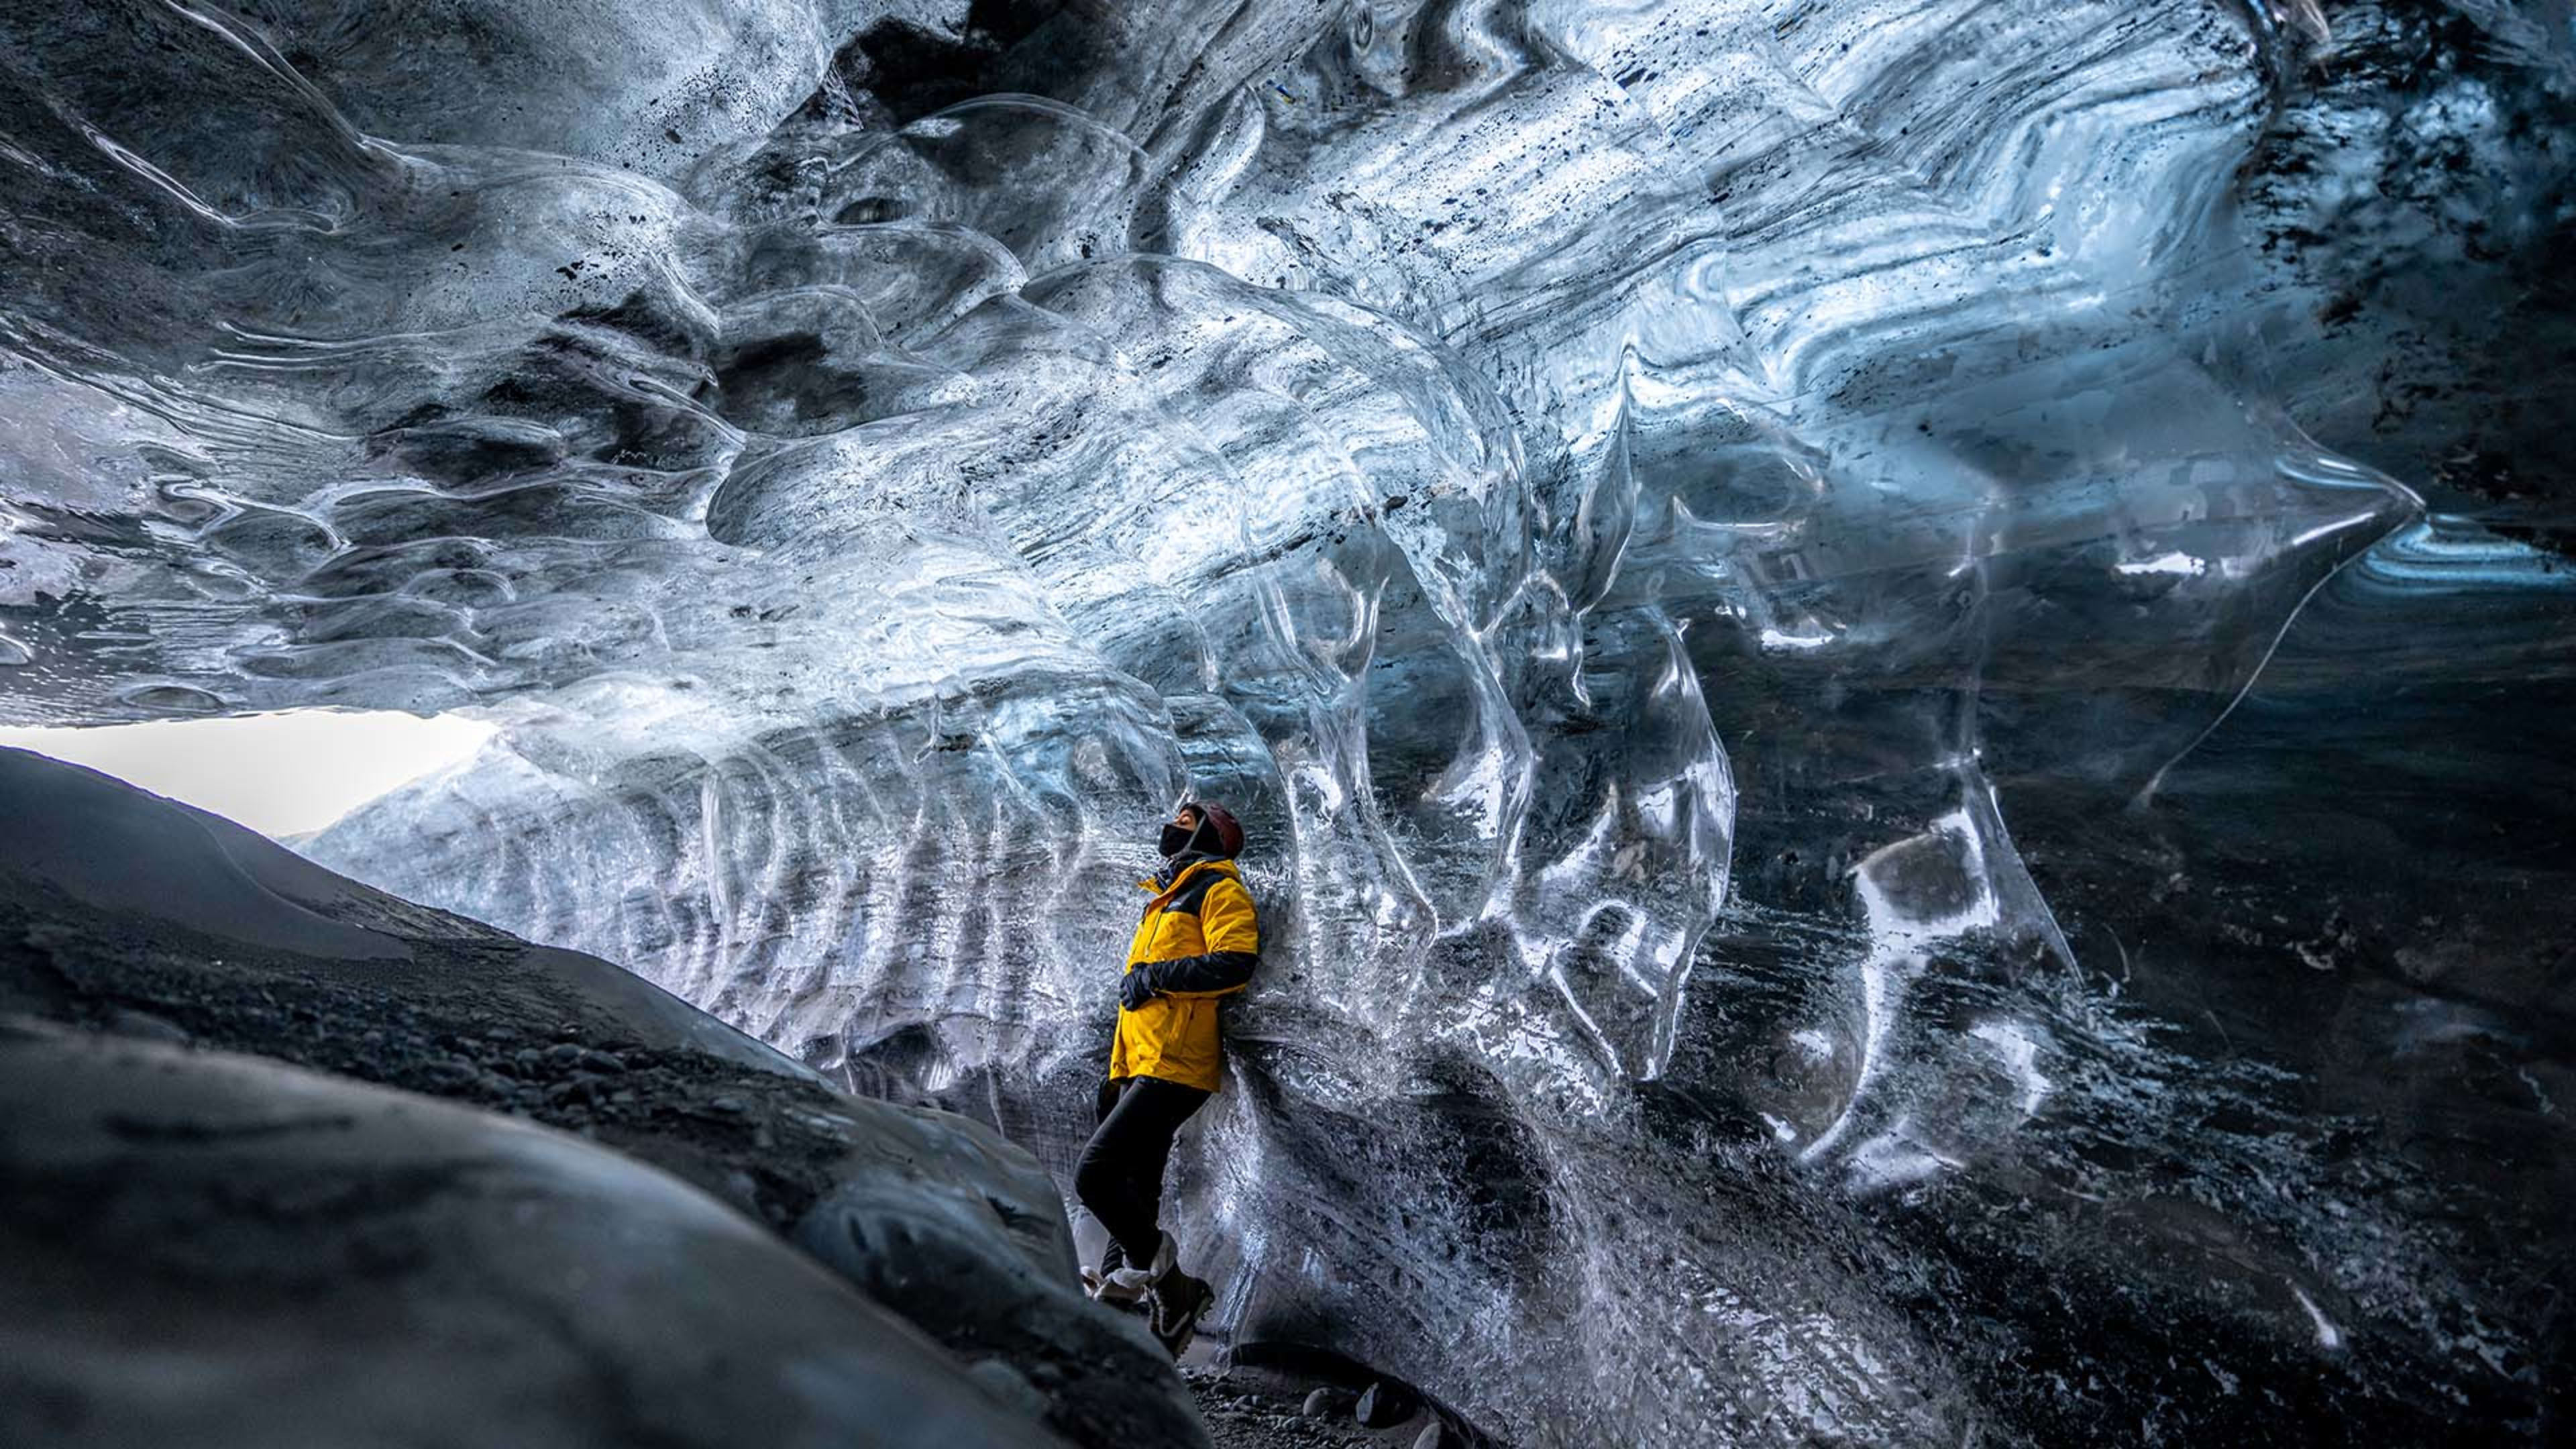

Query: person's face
[[1159, 805, 1204, 859]]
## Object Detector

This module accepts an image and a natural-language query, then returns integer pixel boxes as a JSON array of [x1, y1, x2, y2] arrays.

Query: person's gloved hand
[[1119, 965, 1165, 1012]]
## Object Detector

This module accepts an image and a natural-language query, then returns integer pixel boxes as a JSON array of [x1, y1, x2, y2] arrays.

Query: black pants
[[1073, 1075, 1210, 1271]]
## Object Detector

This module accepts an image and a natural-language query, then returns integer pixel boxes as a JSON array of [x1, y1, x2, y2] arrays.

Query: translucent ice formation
[[3, 1, 2569, 1443]]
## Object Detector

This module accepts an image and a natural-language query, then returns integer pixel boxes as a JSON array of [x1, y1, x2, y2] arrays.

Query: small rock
[[578, 1049, 627, 1075], [706, 1095, 748, 1116], [1301, 1387, 1354, 1419], [547, 1042, 583, 1067], [1414, 1421, 1456, 1449], [421, 1057, 480, 1090], [1355, 1381, 1417, 1429]]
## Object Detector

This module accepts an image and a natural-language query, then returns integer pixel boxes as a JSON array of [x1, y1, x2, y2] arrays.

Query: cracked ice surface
[[3, 1, 2571, 1443]]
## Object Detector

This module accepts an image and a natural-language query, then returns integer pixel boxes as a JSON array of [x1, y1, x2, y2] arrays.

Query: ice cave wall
[[3, 1, 2571, 1443]]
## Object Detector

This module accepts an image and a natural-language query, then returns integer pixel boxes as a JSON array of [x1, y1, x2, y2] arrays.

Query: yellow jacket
[[1112, 859, 1260, 1093]]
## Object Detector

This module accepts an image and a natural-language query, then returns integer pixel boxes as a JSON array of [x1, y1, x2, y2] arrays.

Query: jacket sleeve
[[1152, 876, 1260, 997]]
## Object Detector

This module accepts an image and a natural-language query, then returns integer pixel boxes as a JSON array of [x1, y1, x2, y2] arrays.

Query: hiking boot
[[1146, 1267, 1214, 1358]]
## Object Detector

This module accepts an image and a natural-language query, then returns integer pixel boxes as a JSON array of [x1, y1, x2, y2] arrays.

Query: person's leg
[[1122, 1079, 1218, 1351], [1073, 1075, 1208, 1272], [1118, 1077, 1207, 1265], [1083, 1077, 1130, 1278]]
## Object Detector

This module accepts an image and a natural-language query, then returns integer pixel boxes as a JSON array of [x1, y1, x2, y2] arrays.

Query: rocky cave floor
[[1181, 1365, 1458, 1449]]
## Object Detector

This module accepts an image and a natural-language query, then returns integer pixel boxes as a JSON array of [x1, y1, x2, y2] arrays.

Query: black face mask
[[1159, 821, 1197, 857]]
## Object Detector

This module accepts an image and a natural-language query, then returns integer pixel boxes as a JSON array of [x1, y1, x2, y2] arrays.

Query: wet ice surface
[[3, 1, 2573, 1443]]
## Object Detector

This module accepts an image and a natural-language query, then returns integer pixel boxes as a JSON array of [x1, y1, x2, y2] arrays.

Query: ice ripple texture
[[4, 1, 2571, 1443]]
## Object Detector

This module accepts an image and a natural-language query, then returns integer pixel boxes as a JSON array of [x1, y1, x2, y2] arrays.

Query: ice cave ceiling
[[3, 0, 2572, 1443]]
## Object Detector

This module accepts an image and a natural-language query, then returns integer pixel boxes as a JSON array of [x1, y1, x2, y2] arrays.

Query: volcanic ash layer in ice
[[0, 747, 1207, 1449], [2, 1, 2573, 1444]]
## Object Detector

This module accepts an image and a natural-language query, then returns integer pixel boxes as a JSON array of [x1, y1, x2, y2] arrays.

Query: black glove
[[1119, 965, 1165, 1012]]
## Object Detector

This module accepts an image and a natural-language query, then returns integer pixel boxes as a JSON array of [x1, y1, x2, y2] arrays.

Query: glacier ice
[[3, 0, 2572, 1443]]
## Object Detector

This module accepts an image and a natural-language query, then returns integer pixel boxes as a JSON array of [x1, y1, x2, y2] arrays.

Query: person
[[1073, 799, 1258, 1356]]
